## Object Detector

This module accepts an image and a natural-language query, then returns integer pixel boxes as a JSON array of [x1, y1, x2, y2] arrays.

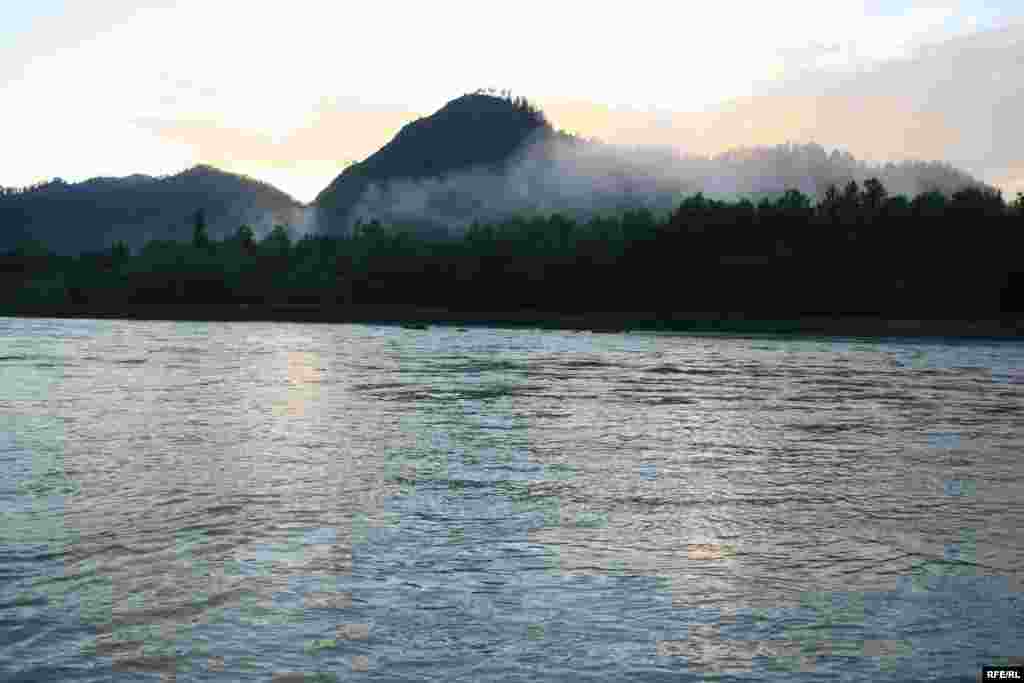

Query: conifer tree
[[192, 209, 210, 249]]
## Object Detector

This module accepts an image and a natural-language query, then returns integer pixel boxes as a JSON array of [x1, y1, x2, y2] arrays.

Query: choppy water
[[1, 317, 1022, 682]]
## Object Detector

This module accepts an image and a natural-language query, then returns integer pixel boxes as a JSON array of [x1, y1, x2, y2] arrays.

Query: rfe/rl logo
[[983, 667, 1024, 680]]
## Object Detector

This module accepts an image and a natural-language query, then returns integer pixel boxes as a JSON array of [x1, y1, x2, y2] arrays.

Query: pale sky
[[2, 1, 1021, 202]]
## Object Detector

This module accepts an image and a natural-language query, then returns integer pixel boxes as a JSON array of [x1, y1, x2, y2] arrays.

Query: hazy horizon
[[2, 2, 1021, 204]]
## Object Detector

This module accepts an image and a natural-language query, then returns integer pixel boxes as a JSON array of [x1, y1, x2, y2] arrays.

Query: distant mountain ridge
[[313, 92, 994, 236], [0, 165, 305, 255], [1, 92, 998, 254]]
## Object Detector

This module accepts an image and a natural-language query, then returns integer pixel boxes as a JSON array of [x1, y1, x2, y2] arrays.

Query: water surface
[[1, 318, 1022, 681]]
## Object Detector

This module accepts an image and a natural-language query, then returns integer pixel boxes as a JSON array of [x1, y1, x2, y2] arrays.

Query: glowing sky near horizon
[[1, 1, 1021, 203]]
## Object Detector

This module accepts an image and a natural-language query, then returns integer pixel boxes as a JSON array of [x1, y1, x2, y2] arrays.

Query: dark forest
[[3, 179, 1022, 328]]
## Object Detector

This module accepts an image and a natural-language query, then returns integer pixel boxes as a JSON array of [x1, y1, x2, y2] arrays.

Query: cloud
[[4, 0, 995, 118], [760, 22, 1024, 188], [1, 0, 1018, 203], [133, 99, 423, 203], [532, 21, 1022, 196], [538, 94, 961, 163]]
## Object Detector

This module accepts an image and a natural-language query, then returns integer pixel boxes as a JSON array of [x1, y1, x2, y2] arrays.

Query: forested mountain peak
[[312, 91, 554, 231], [347, 91, 551, 180], [165, 164, 300, 202], [80, 174, 157, 188]]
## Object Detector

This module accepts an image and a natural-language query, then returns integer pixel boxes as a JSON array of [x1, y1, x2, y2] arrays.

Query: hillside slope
[[313, 92, 553, 234], [0, 165, 304, 255]]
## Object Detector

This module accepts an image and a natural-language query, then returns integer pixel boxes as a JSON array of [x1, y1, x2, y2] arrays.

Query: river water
[[1, 317, 1021, 682]]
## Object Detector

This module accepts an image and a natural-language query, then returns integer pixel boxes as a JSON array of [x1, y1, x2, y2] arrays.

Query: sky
[[1, 0, 1021, 203]]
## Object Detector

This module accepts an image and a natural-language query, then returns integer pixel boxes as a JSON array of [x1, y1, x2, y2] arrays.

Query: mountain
[[313, 92, 555, 234], [313, 93, 993, 237], [1, 92, 998, 254], [0, 165, 304, 255]]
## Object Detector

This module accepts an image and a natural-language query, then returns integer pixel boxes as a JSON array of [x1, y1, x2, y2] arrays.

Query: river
[[1, 317, 1021, 681]]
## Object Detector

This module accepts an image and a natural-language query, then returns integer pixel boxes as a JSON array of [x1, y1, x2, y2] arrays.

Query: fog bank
[[344, 133, 986, 236]]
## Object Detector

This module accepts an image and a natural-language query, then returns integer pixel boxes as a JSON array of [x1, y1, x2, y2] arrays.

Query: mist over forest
[[343, 128, 987, 237], [0, 91, 999, 254], [313, 91, 992, 238]]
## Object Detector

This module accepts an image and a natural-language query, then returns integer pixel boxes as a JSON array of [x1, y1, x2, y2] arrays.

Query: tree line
[[2, 180, 1022, 319]]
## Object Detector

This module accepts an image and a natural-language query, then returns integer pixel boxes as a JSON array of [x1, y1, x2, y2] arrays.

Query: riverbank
[[2, 303, 1022, 339]]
